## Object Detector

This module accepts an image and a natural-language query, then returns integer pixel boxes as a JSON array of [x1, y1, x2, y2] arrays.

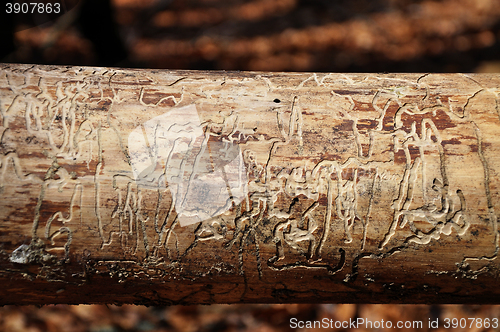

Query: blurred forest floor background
[[1, 0, 500, 331], [2, 0, 500, 72], [2, 304, 500, 332]]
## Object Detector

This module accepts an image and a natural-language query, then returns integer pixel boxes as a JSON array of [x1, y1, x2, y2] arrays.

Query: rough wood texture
[[1, 64, 500, 305]]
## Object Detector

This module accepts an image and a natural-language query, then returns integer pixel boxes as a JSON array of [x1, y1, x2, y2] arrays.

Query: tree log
[[1, 64, 500, 305]]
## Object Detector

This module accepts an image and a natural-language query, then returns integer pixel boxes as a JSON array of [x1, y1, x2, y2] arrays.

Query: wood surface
[[1, 64, 500, 305]]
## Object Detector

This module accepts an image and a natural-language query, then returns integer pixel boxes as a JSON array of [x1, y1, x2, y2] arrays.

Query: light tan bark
[[1, 64, 500, 304]]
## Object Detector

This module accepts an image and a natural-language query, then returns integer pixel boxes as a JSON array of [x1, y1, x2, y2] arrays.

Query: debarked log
[[1, 64, 500, 305]]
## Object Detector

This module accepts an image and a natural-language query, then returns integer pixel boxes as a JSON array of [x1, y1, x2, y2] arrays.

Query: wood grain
[[1, 64, 500, 304]]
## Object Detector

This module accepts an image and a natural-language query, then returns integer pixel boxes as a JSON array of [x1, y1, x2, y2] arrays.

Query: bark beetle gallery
[[0, 64, 500, 304]]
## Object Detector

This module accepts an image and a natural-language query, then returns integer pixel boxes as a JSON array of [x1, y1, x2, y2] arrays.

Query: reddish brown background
[[2, 0, 500, 73]]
